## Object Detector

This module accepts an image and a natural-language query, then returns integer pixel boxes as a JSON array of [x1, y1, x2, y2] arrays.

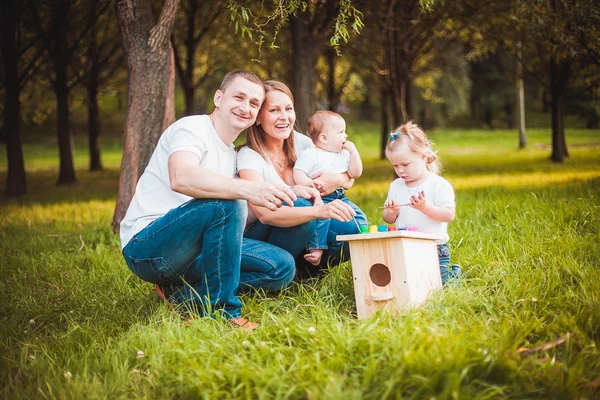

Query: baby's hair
[[385, 121, 442, 174], [307, 110, 343, 142]]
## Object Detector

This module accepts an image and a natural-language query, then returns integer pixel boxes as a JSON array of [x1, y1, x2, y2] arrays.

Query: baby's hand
[[344, 141, 357, 153], [410, 191, 427, 212], [312, 179, 326, 191]]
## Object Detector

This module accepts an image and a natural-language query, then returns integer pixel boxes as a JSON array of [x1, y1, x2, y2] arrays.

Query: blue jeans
[[122, 199, 247, 319], [438, 243, 461, 286], [243, 197, 317, 259], [308, 189, 367, 251]]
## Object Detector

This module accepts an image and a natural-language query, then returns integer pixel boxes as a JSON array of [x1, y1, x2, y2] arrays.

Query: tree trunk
[[325, 46, 336, 111], [290, 16, 320, 132], [549, 57, 570, 162], [380, 86, 389, 159], [87, 0, 102, 171], [54, 66, 76, 184], [2, 0, 27, 196], [50, 3, 76, 185], [88, 68, 103, 171], [405, 77, 414, 121], [113, 0, 179, 232], [517, 48, 526, 148], [420, 101, 432, 131]]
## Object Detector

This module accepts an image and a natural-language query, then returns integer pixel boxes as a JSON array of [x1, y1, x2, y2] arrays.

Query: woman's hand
[[291, 185, 323, 206], [315, 199, 355, 222]]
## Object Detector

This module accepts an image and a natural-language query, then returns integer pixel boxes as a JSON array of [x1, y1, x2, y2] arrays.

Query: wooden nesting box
[[337, 230, 441, 319]]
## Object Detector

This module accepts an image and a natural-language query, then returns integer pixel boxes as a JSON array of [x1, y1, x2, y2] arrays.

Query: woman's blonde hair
[[242, 80, 298, 167], [385, 121, 442, 175]]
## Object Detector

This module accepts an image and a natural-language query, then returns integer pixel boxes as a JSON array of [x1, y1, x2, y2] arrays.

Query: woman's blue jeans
[[308, 189, 367, 251], [122, 198, 292, 319], [243, 198, 318, 257]]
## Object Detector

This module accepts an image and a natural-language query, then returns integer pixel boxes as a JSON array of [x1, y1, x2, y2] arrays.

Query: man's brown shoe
[[230, 317, 260, 332]]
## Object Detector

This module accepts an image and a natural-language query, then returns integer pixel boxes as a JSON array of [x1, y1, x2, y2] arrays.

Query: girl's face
[[387, 143, 427, 185], [256, 90, 296, 141]]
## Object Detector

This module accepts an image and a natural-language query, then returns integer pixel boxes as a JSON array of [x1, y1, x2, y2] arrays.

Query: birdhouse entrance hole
[[369, 263, 391, 287]]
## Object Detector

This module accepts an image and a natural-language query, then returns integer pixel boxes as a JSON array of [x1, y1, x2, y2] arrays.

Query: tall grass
[[1, 125, 599, 399]]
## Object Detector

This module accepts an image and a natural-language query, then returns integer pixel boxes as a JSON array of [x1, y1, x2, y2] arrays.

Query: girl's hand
[[383, 199, 400, 219], [315, 199, 355, 222], [410, 191, 428, 212]]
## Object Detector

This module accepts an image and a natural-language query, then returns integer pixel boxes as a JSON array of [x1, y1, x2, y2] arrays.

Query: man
[[120, 70, 297, 331]]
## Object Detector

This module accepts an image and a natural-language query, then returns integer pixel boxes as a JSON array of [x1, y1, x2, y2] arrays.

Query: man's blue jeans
[[307, 189, 367, 251], [123, 199, 253, 319]]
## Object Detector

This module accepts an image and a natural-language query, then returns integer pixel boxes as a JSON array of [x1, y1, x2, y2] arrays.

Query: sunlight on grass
[[1, 128, 600, 398]]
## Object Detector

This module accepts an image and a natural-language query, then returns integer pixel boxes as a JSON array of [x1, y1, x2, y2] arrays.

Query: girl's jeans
[[122, 198, 295, 319], [307, 188, 368, 251], [438, 243, 461, 285]]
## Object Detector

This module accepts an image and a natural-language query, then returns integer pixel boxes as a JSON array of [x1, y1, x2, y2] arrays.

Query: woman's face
[[256, 90, 296, 141]]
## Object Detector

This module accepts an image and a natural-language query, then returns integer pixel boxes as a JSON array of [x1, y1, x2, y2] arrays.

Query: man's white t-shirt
[[386, 173, 455, 244], [293, 147, 350, 177], [120, 115, 236, 249]]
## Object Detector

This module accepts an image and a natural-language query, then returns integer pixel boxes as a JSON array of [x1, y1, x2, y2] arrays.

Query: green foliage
[[226, 0, 363, 58], [1, 126, 600, 398]]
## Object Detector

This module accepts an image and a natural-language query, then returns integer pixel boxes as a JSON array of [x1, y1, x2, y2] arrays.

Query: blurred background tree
[[1, 0, 599, 221]]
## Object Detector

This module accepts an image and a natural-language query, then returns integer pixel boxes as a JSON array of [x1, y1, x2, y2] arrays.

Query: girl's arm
[[238, 169, 355, 227], [382, 199, 400, 224]]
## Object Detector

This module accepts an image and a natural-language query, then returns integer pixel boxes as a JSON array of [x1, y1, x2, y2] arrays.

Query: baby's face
[[320, 117, 347, 152]]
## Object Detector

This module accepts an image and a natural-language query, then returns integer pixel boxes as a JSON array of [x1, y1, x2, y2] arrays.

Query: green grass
[[1, 124, 600, 399]]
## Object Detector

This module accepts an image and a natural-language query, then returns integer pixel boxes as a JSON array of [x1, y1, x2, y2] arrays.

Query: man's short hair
[[220, 70, 264, 93]]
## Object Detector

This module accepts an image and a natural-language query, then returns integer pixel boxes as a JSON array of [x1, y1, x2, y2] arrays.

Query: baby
[[293, 110, 367, 265]]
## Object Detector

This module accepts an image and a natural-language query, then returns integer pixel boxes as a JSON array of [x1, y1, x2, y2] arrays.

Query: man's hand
[[246, 182, 297, 211]]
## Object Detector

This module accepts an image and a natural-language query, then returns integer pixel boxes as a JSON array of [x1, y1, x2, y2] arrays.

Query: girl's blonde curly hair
[[385, 121, 442, 175]]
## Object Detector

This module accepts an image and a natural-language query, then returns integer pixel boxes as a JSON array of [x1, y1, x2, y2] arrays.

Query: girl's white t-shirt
[[120, 115, 236, 249], [386, 173, 455, 244]]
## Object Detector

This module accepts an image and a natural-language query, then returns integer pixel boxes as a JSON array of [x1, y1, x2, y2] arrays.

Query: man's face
[[214, 77, 265, 132]]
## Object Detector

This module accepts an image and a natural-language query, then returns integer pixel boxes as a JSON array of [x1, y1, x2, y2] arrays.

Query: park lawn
[[1, 125, 600, 399]]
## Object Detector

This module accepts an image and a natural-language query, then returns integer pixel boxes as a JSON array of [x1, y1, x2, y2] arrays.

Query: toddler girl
[[382, 121, 460, 285]]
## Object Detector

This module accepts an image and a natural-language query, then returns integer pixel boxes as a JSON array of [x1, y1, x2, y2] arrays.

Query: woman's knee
[[271, 250, 296, 289]]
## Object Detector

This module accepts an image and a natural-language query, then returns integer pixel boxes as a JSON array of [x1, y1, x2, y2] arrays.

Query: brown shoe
[[230, 317, 260, 332]]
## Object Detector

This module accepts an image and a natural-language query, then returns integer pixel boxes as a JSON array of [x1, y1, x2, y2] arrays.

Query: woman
[[237, 80, 362, 284]]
